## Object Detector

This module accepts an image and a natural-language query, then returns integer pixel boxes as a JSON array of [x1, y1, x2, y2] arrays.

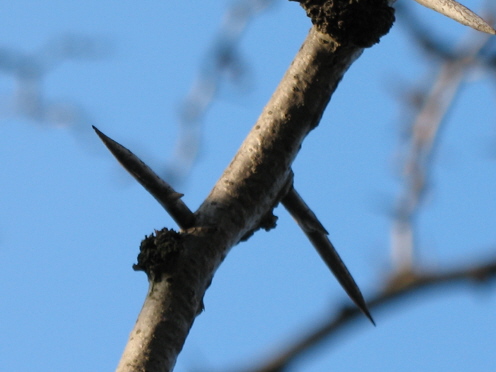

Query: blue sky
[[1, 1, 496, 371]]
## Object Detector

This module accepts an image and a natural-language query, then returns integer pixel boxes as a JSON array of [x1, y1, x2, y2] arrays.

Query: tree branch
[[111, 25, 367, 372], [241, 257, 496, 372], [107, 0, 395, 366]]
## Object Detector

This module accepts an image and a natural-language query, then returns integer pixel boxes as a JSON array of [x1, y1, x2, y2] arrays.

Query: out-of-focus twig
[[165, 0, 278, 184], [0, 33, 111, 130], [237, 257, 496, 372], [391, 23, 493, 272]]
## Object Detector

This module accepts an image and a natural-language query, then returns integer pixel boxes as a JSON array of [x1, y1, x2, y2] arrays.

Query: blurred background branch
[[0, 33, 112, 149], [391, 6, 495, 272], [238, 255, 496, 372], [164, 0, 277, 185]]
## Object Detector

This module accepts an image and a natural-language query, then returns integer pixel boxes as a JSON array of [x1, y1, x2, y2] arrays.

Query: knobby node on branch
[[291, 0, 395, 47]]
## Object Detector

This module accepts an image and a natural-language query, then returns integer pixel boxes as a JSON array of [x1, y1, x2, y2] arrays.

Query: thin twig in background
[[0, 33, 111, 127], [0, 34, 112, 156], [239, 256, 496, 372], [164, 0, 278, 184], [391, 11, 493, 272]]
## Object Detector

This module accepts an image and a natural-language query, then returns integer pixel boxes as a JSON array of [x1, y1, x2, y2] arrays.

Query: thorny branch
[[103, 8, 395, 367], [3, 0, 494, 371], [97, 119, 376, 321], [222, 5, 496, 371], [95, 1, 495, 370]]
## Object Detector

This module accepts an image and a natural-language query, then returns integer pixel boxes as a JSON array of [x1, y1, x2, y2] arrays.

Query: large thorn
[[413, 0, 496, 35], [93, 126, 195, 230], [282, 186, 375, 325]]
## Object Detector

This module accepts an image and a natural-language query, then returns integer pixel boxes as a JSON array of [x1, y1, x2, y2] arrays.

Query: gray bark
[[115, 26, 363, 372]]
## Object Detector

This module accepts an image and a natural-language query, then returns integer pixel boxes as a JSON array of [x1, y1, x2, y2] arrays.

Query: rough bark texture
[[291, 0, 395, 47], [116, 2, 394, 367]]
